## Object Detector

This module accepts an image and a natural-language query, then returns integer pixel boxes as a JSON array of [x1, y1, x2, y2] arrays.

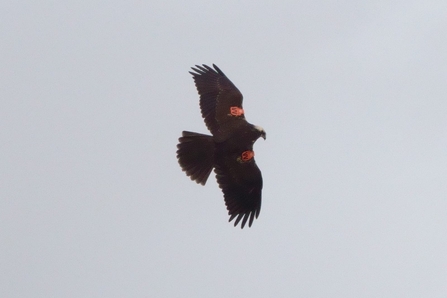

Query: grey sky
[[1, 1, 446, 297]]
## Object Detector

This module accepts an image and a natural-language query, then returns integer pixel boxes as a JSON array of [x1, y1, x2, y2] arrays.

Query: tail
[[176, 131, 214, 185]]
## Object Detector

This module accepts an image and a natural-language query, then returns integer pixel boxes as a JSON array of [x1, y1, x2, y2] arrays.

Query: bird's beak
[[261, 132, 266, 140]]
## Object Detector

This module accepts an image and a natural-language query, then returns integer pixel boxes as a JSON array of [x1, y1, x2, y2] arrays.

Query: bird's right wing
[[214, 151, 263, 229]]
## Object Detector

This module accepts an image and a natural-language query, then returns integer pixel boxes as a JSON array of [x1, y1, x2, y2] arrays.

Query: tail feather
[[176, 131, 214, 185]]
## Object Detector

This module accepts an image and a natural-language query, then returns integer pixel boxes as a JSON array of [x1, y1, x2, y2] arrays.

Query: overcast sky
[[1, 1, 447, 297]]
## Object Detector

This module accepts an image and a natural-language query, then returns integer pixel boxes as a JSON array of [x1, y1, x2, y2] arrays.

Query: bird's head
[[253, 125, 266, 140]]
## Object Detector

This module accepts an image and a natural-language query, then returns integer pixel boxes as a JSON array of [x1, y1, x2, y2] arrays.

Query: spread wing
[[214, 152, 263, 229], [189, 64, 246, 136]]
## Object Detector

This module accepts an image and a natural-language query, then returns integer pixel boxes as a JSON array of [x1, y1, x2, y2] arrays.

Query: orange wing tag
[[230, 106, 244, 116], [241, 150, 254, 161]]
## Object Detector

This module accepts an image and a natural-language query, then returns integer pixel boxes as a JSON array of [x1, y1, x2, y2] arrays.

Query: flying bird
[[176, 64, 266, 228]]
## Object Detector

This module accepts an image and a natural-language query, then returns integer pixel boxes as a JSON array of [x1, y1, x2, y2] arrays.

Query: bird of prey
[[176, 64, 266, 228]]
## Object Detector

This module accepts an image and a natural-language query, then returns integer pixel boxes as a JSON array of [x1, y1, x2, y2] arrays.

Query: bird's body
[[177, 64, 266, 228]]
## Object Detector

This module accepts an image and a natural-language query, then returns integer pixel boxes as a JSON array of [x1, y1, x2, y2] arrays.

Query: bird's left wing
[[189, 64, 246, 137]]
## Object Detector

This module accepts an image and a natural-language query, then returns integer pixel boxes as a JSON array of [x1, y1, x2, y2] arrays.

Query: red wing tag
[[241, 150, 254, 161], [230, 106, 244, 116]]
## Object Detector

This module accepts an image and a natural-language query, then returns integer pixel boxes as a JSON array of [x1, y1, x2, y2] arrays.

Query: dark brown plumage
[[177, 64, 266, 228]]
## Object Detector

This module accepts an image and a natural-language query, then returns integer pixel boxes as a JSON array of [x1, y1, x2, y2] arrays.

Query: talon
[[230, 106, 244, 116]]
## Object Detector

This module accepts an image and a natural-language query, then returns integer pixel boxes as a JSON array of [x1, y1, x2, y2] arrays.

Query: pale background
[[1, 1, 446, 297]]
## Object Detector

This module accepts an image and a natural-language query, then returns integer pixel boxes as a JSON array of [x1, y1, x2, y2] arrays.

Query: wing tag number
[[230, 106, 244, 116], [240, 150, 254, 162]]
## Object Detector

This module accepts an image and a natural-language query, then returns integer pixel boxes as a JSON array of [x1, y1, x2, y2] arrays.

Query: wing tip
[[212, 64, 225, 76], [228, 210, 258, 229], [189, 64, 225, 77]]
